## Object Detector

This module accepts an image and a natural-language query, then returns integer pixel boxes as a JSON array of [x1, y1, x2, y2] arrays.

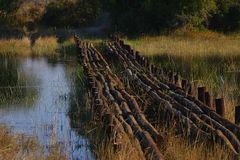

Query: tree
[[42, 0, 102, 27], [210, 0, 240, 31], [15, 1, 45, 29], [0, 0, 19, 25]]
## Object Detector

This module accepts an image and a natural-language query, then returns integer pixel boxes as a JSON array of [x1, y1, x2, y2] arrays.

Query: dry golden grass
[[127, 31, 240, 57], [32, 36, 59, 56], [160, 128, 233, 160], [0, 126, 67, 160], [0, 37, 31, 56]]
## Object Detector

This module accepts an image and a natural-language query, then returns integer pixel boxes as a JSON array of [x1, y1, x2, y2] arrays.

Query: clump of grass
[[0, 126, 66, 160], [0, 37, 31, 56], [160, 127, 233, 160], [32, 36, 59, 56]]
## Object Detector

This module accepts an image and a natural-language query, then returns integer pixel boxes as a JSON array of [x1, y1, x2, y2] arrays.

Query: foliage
[[210, 0, 240, 31], [0, 0, 239, 33], [42, 0, 102, 27], [108, 0, 240, 34], [0, 0, 19, 25], [15, 1, 45, 29]]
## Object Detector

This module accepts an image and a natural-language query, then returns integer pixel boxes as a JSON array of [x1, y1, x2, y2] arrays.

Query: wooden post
[[188, 83, 195, 96], [174, 74, 181, 87], [168, 71, 174, 83], [136, 51, 140, 63], [151, 65, 155, 74], [215, 98, 225, 117], [119, 40, 124, 46], [181, 79, 188, 91], [235, 106, 240, 125], [198, 86, 206, 103], [205, 91, 212, 108]]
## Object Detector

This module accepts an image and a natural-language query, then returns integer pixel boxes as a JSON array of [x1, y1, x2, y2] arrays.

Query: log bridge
[[75, 35, 240, 160]]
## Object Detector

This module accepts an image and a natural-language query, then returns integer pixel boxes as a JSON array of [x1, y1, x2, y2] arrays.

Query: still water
[[0, 57, 94, 160]]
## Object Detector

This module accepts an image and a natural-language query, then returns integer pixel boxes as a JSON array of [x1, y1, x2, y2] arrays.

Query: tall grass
[[0, 36, 78, 57], [32, 36, 59, 56], [127, 32, 240, 57], [160, 128, 232, 160], [0, 38, 31, 56], [126, 32, 240, 122]]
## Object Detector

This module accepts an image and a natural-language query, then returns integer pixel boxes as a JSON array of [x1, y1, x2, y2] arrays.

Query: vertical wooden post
[[168, 71, 174, 83], [188, 83, 195, 96], [136, 51, 140, 62], [205, 91, 212, 108], [198, 86, 206, 103], [182, 79, 188, 91], [215, 98, 225, 117], [174, 74, 181, 87], [235, 106, 240, 125], [119, 40, 124, 46]]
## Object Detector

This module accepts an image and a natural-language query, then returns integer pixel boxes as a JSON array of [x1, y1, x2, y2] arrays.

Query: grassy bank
[[0, 126, 66, 160]]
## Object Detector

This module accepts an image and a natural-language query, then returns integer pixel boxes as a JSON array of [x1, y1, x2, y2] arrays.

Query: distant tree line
[[108, 0, 240, 33], [0, 0, 102, 29], [0, 0, 239, 33]]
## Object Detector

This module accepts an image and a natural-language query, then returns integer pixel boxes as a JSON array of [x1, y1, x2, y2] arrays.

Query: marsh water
[[0, 57, 94, 160]]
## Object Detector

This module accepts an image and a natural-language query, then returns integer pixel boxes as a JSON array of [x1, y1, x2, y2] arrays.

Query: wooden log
[[188, 83, 195, 96], [107, 40, 240, 148], [181, 79, 188, 91], [216, 98, 225, 117], [205, 92, 212, 108], [174, 73, 181, 87], [198, 86, 206, 103], [168, 71, 174, 83]]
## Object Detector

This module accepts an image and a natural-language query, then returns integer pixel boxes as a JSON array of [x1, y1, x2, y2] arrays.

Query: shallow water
[[0, 57, 95, 160]]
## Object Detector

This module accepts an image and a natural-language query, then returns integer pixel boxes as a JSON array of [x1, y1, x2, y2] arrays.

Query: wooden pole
[[182, 79, 188, 91], [198, 86, 206, 103], [168, 71, 174, 83], [215, 98, 225, 117], [205, 92, 212, 108], [174, 74, 181, 87]]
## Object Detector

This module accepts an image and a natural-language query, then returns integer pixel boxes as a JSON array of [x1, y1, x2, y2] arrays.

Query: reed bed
[[32, 36, 59, 56], [0, 38, 31, 56], [127, 32, 240, 57]]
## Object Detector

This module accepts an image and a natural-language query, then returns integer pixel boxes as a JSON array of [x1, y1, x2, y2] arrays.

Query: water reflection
[[0, 57, 95, 160]]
